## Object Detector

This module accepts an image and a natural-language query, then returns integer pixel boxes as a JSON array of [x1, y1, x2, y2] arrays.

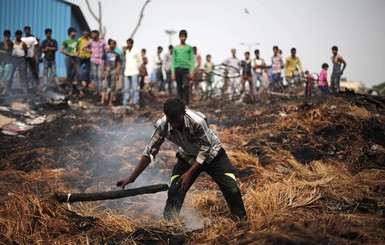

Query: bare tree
[[85, 0, 106, 39], [84, 0, 151, 40], [130, 0, 151, 38]]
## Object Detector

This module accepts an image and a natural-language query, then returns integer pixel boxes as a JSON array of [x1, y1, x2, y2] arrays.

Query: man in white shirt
[[123, 38, 142, 108], [21, 26, 39, 89], [251, 49, 268, 96], [222, 48, 241, 100]]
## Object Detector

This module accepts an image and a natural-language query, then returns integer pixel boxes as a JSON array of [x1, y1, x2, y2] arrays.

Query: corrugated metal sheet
[[0, 0, 89, 77]]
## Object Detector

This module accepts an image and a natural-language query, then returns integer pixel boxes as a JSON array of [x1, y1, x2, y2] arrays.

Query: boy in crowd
[[318, 63, 330, 94], [78, 28, 91, 88], [100, 39, 121, 106], [11, 30, 28, 93], [284, 48, 303, 81], [83, 30, 107, 95], [251, 49, 268, 98], [22, 26, 39, 89], [204, 54, 214, 97], [304, 70, 314, 97], [240, 51, 254, 102], [41, 28, 59, 89], [61, 27, 84, 96], [153, 46, 165, 94], [0, 30, 14, 95], [271, 46, 284, 92], [139, 48, 148, 90], [163, 45, 173, 95], [330, 46, 347, 94], [123, 38, 142, 109], [171, 30, 194, 106], [222, 48, 241, 100]]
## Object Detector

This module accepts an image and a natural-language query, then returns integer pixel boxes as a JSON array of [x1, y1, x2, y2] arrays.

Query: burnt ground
[[0, 89, 385, 244]]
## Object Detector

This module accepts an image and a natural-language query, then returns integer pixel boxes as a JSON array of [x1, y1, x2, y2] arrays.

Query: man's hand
[[177, 172, 192, 192], [101, 72, 105, 80], [116, 74, 120, 82], [116, 177, 133, 190], [171, 72, 175, 81], [189, 72, 194, 80]]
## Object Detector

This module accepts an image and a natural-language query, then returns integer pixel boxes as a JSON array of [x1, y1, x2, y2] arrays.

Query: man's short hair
[[45, 28, 52, 34], [245, 51, 250, 55], [82, 27, 90, 32], [158, 46, 163, 50], [254, 49, 259, 54], [126, 38, 134, 44], [3, 30, 11, 36], [67, 27, 76, 35], [168, 45, 173, 49], [332, 46, 338, 51], [322, 63, 329, 69], [291, 48, 296, 52], [15, 30, 23, 36], [24, 26, 31, 31], [206, 54, 211, 58], [273, 46, 278, 50], [179, 29, 187, 37], [141, 48, 146, 52], [163, 98, 186, 119], [91, 30, 99, 36]]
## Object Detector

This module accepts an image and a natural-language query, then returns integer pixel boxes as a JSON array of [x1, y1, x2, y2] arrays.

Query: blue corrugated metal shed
[[0, 0, 89, 77]]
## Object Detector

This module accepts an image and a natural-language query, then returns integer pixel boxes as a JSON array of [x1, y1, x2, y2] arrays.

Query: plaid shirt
[[143, 110, 222, 165], [82, 39, 107, 64]]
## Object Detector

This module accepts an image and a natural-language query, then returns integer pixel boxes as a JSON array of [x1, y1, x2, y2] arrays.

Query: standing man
[[153, 46, 165, 94], [83, 30, 107, 95], [171, 30, 194, 106], [251, 49, 268, 97], [101, 39, 121, 106], [191, 46, 202, 97], [61, 27, 83, 96], [284, 48, 303, 81], [0, 30, 14, 95], [222, 48, 241, 100], [40, 28, 59, 89], [240, 51, 254, 102], [78, 28, 91, 89], [11, 30, 28, 93], [122, 38, 142, 109], [139, 48, 148, 91], [22, 26, 39, 89], [330, 46, 346, 94], [116, 98, 247, 221], [163, 45, 173, 95], [270, 46, 284, 92]]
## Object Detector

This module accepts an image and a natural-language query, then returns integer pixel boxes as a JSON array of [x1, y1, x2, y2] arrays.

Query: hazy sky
[[68, 0, 385, 87]]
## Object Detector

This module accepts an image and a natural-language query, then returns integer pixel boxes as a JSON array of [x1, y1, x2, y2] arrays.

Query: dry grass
[[0, 96, 384, 243]]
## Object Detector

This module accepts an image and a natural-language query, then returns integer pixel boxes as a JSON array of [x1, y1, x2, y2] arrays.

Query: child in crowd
[[204, 54, 214, 95], [304, 70, 314, 97], [318, 63, 330, 94], [100, 39, 121, 106]]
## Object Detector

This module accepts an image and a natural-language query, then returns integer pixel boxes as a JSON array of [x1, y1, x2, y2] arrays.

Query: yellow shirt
[[78, 36, 91, 59], [284, 56, 303, 77]]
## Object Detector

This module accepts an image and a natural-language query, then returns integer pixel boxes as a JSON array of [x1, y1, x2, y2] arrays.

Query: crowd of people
[[0, 27, 347, 108]]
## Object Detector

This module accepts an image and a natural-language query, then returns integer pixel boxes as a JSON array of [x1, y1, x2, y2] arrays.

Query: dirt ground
[[0, 90, 384, 244]]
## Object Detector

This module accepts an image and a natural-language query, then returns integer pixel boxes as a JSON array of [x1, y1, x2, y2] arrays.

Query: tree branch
[[130, 0, 151, 38]]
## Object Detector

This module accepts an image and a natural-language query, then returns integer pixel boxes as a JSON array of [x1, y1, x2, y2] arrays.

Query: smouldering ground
[[0, 92, 385, 244]]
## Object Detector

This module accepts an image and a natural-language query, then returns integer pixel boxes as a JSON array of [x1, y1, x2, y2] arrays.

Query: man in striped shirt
[[117, 98, 247, 220]]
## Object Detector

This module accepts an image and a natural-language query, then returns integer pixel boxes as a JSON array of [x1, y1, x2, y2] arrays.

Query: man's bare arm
[[116, 155, 151, 189]]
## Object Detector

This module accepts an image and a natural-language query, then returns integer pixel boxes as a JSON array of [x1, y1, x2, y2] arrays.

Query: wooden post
[[55, 184, 169, 203]]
